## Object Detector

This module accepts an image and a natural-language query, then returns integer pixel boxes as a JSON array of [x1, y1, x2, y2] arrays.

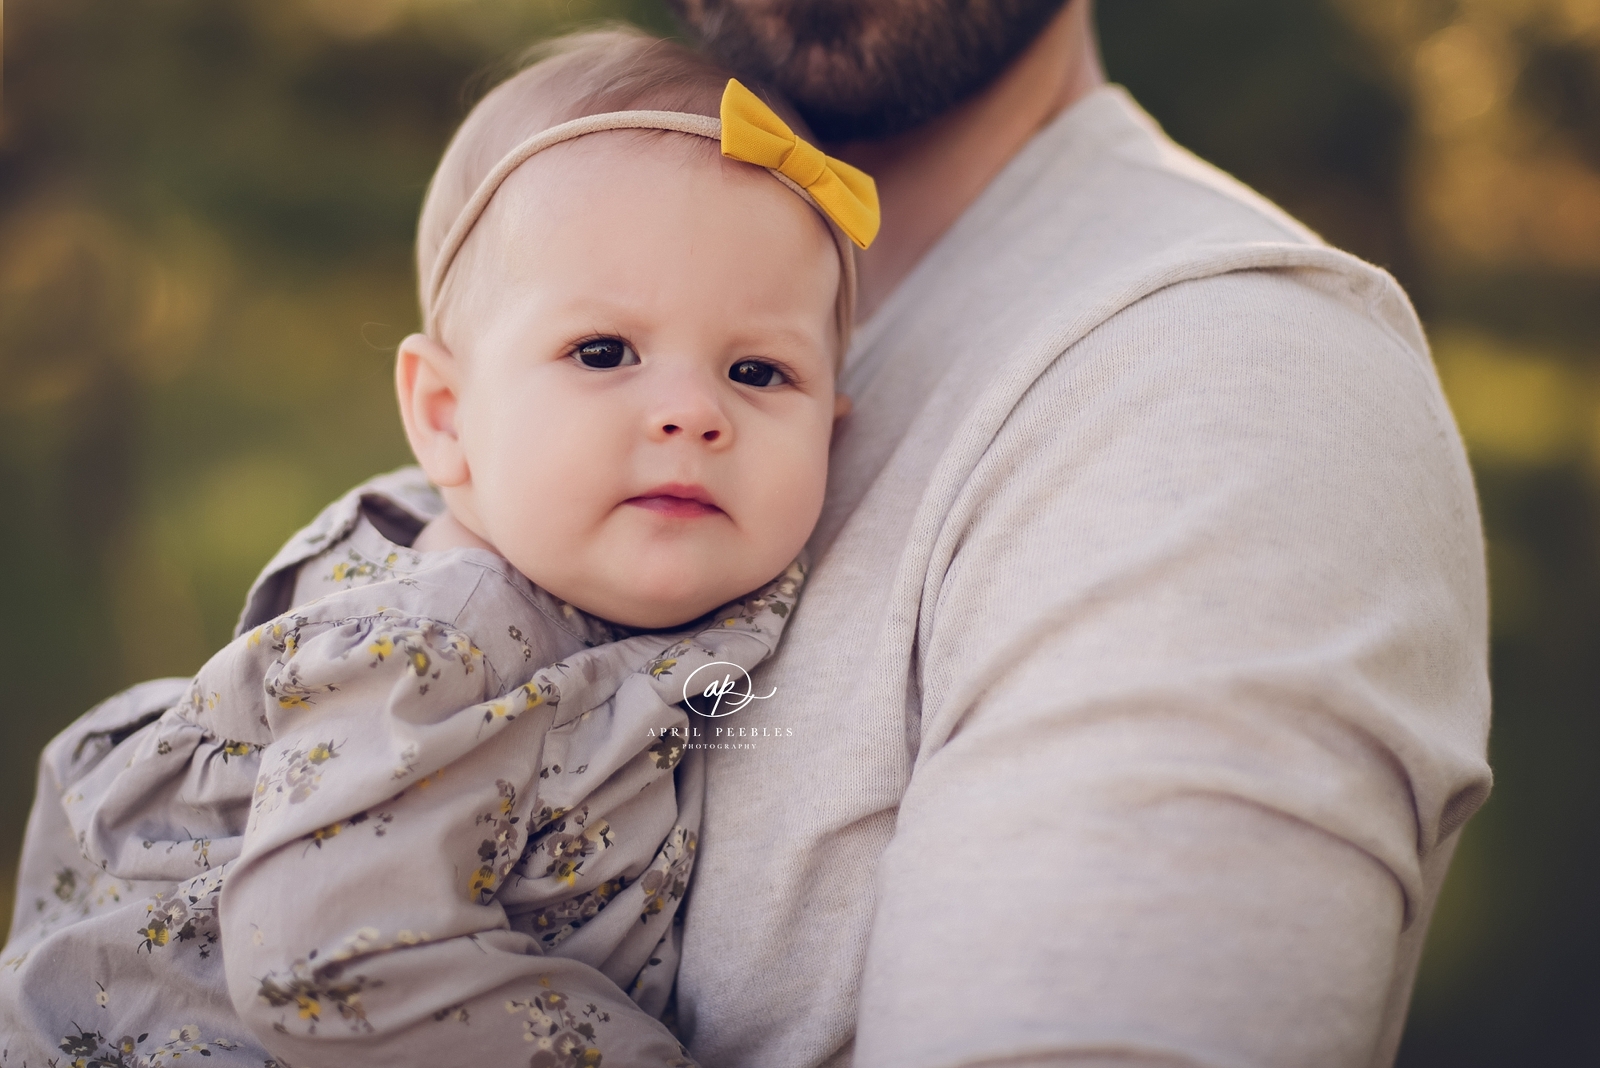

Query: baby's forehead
[[470, 132, 839, 286], [435, 126, 852, 362], [489, 131, 771, 218]]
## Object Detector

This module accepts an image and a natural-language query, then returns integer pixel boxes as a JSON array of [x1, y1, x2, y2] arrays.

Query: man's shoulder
[[899, 86, 1423, 391], [1089, 258, 1432, 389], [1084, 86, 1324, 247], [1025, 91, 1435, 397], [951, 86, 1328, 279]]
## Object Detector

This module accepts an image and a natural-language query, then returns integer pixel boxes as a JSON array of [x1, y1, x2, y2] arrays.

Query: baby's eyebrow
[[721, 318, 831, 346]]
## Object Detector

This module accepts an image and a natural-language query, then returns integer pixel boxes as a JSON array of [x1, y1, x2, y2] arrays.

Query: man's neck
[[834, 1, 1106, 321]]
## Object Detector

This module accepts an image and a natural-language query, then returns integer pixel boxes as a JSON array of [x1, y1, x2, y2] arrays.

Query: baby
[[0, 30, 875, 1068]]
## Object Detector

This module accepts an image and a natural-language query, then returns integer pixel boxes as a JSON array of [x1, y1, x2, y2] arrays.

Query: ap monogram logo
[[681, 662, 776, 718]]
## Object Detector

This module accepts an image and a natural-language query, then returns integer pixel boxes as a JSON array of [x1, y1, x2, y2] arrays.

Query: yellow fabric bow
[[720, 79, 880, 250]]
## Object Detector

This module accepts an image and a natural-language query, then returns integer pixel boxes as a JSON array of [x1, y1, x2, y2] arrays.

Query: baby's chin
[[539, 558, 778, 631], [564, 583, 742, 632]]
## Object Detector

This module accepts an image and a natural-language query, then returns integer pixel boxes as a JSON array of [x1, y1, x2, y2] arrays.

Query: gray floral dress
[[0, 468, 803, 1068]]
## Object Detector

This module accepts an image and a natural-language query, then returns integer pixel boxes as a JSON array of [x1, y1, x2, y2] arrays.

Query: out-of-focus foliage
[[1, 0, 1596, 1063]]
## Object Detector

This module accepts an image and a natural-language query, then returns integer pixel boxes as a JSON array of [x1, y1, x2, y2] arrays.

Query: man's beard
[[669, 0, 1072, 142]]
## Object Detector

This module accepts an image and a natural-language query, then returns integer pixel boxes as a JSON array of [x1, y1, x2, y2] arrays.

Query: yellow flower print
[[506, 982, 611, 1066], [644, 642, 692, 679], [529, 816, 612, 888], [309, 821, 342, 846], [55, 1024, 242, 1067], [252, 614, 309, 657], [136, 919, 170, 951], [446, 632, 483, 671], [329, 550, 403, 586], [257, 968, 374, 1033], [468, 866, 496, 899], [255, 739, 343, 810], [468, 780, 521, 903], [367, 617, 493, 695], [219, 739, 262, 763], [637, 826, 697, 924], [522, 876, 630, 949], [483, 682, 546, 727], [267, 661, 335, 710]]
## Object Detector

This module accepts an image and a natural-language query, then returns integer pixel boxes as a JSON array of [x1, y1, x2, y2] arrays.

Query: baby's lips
[[623, 482, 723, 518], [625, 495, 722, 518]]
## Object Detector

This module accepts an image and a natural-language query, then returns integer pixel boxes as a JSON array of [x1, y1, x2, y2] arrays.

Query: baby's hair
[[418, 28, 851, 352]]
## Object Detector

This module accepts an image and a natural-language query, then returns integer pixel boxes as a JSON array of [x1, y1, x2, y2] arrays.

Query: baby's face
[[414, 137, 842, 629]]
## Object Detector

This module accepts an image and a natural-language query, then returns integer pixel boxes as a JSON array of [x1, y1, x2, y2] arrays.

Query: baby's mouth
[[624, 483, 723, 518]]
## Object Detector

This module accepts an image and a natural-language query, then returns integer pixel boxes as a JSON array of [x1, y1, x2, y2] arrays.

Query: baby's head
[[396, 30, 865, 629]]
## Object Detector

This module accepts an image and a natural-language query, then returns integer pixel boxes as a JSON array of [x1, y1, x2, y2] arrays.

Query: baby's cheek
[[757, 436, 829, 553], [472, 460, 570, 574]]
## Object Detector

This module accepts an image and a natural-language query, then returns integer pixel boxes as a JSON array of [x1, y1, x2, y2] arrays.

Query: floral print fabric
[[0, 469, 801, 1068]]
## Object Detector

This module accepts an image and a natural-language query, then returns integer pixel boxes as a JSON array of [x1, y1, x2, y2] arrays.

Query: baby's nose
[[648, 384, 731, 446], [660, 422, 720, 443]]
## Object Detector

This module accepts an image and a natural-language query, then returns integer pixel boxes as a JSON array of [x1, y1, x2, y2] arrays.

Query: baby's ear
[[396, 333, 470, 488]]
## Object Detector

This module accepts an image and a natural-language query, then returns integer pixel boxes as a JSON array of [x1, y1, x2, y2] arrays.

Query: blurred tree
[[1099, 0, 1417, 285]]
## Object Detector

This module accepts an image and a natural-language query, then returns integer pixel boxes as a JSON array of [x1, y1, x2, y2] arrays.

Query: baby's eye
[[575, 338, 639, 369], [728, 359, 787, 388]]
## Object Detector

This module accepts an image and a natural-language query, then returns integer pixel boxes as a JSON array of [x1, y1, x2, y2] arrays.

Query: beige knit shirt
[[674, 86, 1492, 1068]]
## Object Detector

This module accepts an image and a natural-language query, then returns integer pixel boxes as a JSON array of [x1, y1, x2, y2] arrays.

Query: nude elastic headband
[[424, 78, 881, 341]]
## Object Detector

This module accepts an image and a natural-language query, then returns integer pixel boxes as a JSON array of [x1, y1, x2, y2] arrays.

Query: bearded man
[[667, 4, 1492, 1066]]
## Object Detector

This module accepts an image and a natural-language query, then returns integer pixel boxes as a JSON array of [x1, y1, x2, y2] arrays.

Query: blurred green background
[[2, 0, 1596, 1062]]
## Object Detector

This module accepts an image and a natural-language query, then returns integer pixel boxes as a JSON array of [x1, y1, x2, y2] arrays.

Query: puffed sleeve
[[217, 610, 695, 1068]]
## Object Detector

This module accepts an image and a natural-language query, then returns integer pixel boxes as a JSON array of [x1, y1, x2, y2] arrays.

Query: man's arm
[[854, 269, 1491, 1067]]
